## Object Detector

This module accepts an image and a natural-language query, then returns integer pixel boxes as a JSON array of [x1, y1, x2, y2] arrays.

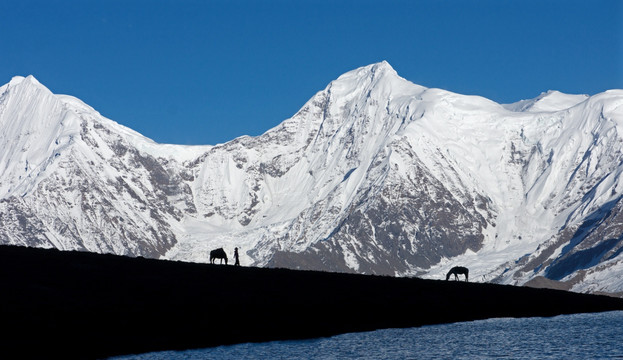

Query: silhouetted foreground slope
[[2, 245, 622, 359]]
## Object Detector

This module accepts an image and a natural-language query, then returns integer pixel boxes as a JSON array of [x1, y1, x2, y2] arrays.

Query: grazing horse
[[446, 266, 469, 282], [210, 248, 228, 265]]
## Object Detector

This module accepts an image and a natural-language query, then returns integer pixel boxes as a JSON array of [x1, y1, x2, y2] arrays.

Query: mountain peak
[[503, 90, 589, 112], [367, 60, 396, 75], [326, 61, 425, 105], [1, 75, 53, 105], [7, 75, 43, 89], [337, 61, 399, 83]]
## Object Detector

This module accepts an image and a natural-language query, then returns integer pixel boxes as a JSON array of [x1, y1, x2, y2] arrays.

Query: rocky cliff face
[[1, 62, 623, 294]]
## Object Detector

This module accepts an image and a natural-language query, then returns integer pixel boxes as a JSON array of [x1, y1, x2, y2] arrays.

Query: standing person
[[233, 247, 240, 266]]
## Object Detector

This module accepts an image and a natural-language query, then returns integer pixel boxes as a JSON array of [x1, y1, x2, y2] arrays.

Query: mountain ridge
[[2, 62, 623, 294]]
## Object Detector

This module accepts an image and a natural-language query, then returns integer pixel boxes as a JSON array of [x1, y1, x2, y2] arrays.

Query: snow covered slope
[[1, 63, 623, 294]]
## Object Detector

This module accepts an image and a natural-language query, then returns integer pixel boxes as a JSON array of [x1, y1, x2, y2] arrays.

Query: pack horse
[[446, 266, 469, 282], [210, 248, 228, 265]]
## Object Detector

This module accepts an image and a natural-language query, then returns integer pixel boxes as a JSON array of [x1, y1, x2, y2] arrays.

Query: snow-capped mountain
[[1, 62, 623, 294]]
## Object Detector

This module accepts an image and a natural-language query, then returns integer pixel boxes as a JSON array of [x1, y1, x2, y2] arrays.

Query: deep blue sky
[[1, 0, 621, 145]]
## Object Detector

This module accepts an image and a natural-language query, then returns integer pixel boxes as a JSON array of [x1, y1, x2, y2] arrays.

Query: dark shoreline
[[1, 245, 622, 359]]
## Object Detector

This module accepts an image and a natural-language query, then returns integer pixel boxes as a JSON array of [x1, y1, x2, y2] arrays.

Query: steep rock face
[[1, 64, 623, 294]]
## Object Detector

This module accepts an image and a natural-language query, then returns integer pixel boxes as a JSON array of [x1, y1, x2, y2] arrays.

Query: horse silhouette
[[446, 266, 469, 282], [210, 248, 228, 265]]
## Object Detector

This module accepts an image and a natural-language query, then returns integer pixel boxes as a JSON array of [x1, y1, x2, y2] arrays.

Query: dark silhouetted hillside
[[1, 245, 622, 359]]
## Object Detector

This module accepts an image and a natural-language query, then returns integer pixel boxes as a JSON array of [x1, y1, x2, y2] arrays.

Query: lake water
[[111, 311, 623, 359]]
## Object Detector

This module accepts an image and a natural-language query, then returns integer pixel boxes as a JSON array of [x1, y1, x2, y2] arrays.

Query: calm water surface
[[111, 311, 623, 359]]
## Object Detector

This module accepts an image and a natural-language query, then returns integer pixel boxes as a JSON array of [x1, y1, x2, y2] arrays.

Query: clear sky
[[1, 0, 621, 145]]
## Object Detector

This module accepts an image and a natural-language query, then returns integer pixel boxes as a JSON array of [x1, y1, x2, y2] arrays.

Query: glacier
[[1, 62, 623, 295]]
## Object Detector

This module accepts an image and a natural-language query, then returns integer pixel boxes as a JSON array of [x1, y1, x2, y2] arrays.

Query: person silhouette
[[233, 247, 240, 266]]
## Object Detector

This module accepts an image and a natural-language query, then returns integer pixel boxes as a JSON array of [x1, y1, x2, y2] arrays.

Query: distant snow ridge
[[1, 63, 623, 295]]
